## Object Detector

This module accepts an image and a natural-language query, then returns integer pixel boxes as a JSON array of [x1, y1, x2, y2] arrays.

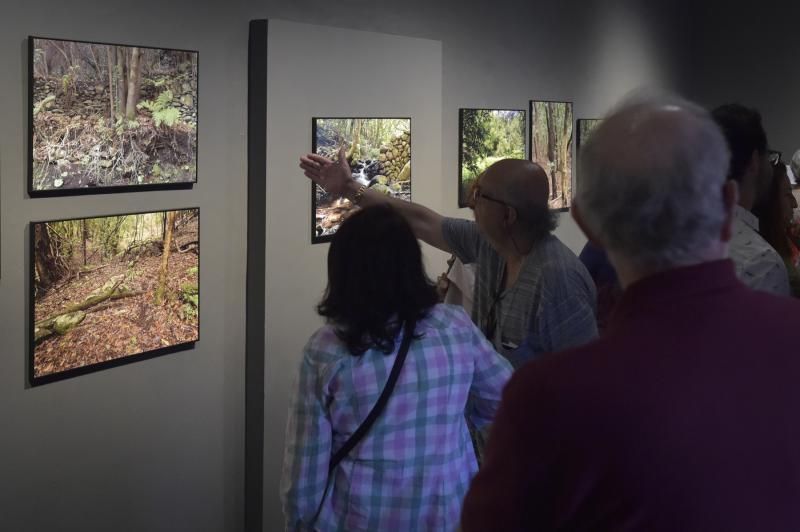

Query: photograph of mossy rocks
[[312, 118, 411, 242], [459, 109, 526, 207], [30, 37, 198, 194], [31, 208, 199, 384]]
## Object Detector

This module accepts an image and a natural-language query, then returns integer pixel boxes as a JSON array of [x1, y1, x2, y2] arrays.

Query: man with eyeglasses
[[300, 151, 597, 368], [711, 104, 790, 295]]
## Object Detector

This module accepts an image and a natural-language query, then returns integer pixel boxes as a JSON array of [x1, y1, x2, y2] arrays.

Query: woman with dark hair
[[281, 204, 512, 531], [753, 160, 800, 296]]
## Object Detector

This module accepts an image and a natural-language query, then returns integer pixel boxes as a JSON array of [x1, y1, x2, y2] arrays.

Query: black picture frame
[[28, 36, 199, 197], [29, 207, 200, 386], [457, 108, 527, 208], [528, 100, 574, 213], [311, 117, 412, 244]]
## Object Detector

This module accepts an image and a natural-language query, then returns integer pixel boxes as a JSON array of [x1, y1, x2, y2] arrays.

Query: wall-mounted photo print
[[458, 109, 526, 207], [529, 100, 574, 211], [31, 208, 199, 384], [312, 118, 411, 243], [29, 37, 198, 196]]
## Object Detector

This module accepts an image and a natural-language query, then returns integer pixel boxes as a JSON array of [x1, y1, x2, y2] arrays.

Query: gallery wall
[[250, 1, 689, 530], [0, 0, 249, 530], [677, 0, 800, 157]]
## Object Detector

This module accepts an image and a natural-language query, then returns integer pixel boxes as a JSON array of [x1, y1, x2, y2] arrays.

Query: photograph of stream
[[312, 117, 411, 243]]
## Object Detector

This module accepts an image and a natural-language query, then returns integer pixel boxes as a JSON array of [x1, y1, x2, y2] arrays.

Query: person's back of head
[[317, 204, 438, 355], [711, 104, 769, 209], [576, 90, 732, 277]]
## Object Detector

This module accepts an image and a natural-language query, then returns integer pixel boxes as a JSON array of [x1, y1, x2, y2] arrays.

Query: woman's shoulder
[[303, 324, 348, 363], [419, 303, 475, 333]]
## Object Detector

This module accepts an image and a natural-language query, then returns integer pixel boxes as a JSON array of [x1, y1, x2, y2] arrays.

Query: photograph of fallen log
[[31, 208, 199, 383], [30, 37, 198, 195]]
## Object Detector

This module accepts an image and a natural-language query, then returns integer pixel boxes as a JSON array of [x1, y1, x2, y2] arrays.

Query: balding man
[[461, 92, 800, 531], [300, 150, 597, 367]]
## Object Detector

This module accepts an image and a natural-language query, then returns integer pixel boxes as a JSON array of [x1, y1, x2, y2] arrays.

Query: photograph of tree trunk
[[30, 37, 198, 195], [31, 208, 199, 384], [312, 118, 411, 243], [529, 100, 574, 211], [458, 109, 526, 207]]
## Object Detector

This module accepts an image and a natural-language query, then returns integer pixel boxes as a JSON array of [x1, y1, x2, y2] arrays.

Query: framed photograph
[[529, 100, 574, 211], [458, 108, 527, 208], [29, 36, 198, 196], [311, 118, 411, 243], [30, 208, 199, 385]]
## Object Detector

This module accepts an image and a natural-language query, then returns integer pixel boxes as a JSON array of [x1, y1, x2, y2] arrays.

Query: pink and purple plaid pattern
[[281, 304, 512, 531]]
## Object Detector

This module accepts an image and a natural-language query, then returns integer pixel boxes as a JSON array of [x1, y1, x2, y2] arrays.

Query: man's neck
[[609, 245, 729, 290]]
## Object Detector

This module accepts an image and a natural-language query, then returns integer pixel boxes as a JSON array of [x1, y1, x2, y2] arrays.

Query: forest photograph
[[313, 118, 411, 242], [530, 101, 574, 211], [31, 209, 199, 382], [459, 109, 526, 207], [30, 37, 198, 194]]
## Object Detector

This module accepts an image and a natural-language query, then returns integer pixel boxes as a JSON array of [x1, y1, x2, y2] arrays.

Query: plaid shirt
[[442, 218, 597, 368], [281, 304, 512, 531]]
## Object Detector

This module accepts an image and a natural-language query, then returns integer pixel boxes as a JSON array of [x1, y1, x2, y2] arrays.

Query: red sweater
[[462, 260, 800, 531]]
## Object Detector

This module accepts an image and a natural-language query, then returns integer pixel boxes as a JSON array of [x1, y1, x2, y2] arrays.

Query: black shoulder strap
[[328, 319, 416, 472]]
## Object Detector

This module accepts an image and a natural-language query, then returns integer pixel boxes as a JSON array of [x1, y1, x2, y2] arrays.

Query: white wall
[[0, 1, 248, 530], [252, 2, 685, 529]]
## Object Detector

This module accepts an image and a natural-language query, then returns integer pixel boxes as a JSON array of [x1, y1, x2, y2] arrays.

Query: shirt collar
[[609, 259, 741, 330], [733, 205, 759, 232]]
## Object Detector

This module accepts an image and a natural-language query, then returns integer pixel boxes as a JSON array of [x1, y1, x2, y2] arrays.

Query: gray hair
[[576, 90, 731, 270]]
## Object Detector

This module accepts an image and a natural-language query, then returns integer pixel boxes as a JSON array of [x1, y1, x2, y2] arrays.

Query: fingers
[[306, 153, 332, 165], [337, 146, 349, 169]]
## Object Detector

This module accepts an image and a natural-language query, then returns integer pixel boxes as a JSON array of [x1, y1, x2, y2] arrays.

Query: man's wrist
[[342, 179, 361, 201]]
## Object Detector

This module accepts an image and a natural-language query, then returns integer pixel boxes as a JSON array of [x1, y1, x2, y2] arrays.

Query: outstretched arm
[[300, 148, 451, 252]]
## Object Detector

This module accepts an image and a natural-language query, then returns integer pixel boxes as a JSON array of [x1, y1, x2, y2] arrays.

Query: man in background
[[300, 153, 597, 366], [712, 104, 790, 294]]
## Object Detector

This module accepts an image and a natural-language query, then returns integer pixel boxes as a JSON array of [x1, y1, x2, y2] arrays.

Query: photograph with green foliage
[[529, 100, 574, 211], [459, 109, 526, 207], [32, 209, 199, 382], [313, 118, 411, 242], [31, 38, 198, 193]]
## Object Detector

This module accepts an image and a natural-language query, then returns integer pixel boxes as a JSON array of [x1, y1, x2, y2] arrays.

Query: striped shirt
[[442, 218, 597, 368], [280, 304, 512, 531]]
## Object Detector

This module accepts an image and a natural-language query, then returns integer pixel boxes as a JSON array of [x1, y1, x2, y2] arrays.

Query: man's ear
[[571, 202, 603, 247], [720, 180, 739, 243], [505, 205, 518, 226]]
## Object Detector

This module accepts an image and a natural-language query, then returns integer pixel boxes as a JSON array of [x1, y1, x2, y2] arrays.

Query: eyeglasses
[[768, 150, 782, 167], [470, 185, 510, 208]]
